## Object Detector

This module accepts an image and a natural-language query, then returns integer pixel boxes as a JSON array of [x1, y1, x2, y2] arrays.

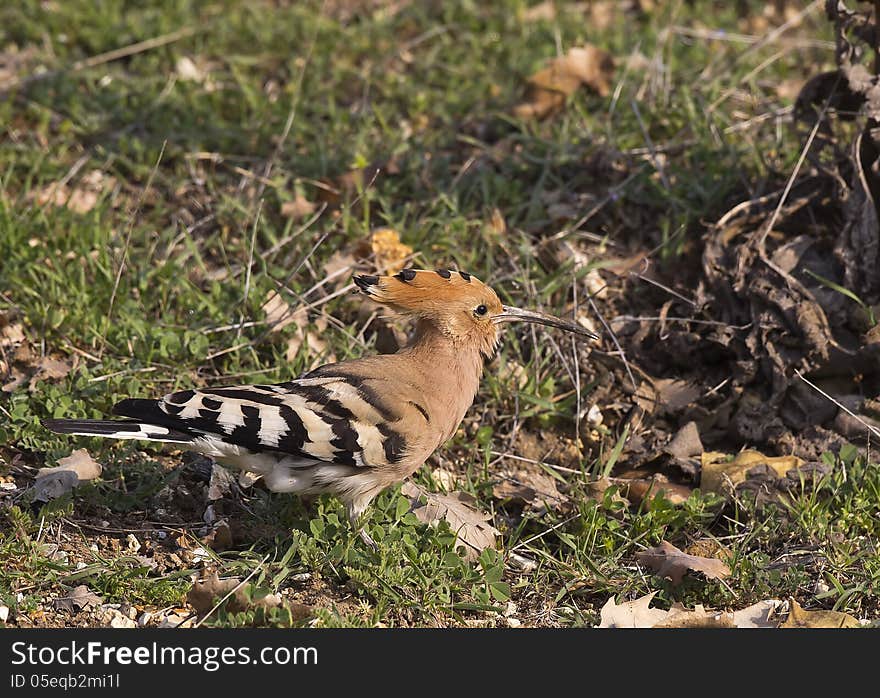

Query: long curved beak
[[494, 305, 599, 341]]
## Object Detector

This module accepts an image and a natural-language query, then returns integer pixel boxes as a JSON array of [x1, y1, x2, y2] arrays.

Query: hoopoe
[[44, 269, 597, 546]]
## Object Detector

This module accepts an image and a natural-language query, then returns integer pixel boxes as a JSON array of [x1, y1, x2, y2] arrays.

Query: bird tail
[[42, 418, 195, 444]]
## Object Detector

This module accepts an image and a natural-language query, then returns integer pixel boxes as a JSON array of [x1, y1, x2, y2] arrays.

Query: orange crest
[[354, 268, 504, 354]]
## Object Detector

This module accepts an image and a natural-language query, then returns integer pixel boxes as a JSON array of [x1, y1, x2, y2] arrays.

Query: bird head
[[354, 268, 598, 356]]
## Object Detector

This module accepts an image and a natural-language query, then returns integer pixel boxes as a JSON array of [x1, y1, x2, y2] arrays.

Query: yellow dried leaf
[[369, 228, 412, 274], [781, 599, 860, 629], [700, 449, 804, 494], [514, 45, 615, 120]]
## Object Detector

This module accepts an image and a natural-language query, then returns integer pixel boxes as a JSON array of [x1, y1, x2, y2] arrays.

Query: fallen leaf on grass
[[401, 482, 499, 561], [353, 227, 413, 274], [28, 356, 71, 390], [599, 592, 670, 628], [492, 468, 569, 512], [636, 540, 731, 585], [513, 45, 615, 120], [322, 250, 358, 289], [1, 368, 27, 393], [54, 585, 102, 613], [781, 598, 860, 628], [187, 573, 312, 621], [732, 600, 782, 628], [187, 573, 279, 614], [600, 593, 781, 628], [280, 192, 317, 220], [653, 604, 735, 628], [202, 521, 233, 551], [653, 600, 781, 628], [654, 378, 701, 415], [0, 314, 25, 349], [700, 449, 805, 494], [32, 170, 117, 214], [32, 449, 102, 503], [262, 291, 334, 366], [619, 474, 692, 506]]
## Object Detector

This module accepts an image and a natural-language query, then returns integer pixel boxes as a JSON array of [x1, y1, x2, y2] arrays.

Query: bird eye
[[474, 304, 488, 316]]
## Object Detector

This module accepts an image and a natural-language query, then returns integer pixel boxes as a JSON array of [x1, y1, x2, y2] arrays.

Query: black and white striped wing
[[112, 375, 405, 468]]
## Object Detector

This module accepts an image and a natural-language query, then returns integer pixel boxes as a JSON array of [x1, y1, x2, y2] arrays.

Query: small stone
[[586, 404, 603, 428], [137, 611, 153, 627], [125, 534, 141, 553], [0, 605, 9, 622], [98, 605, 136, 629], [191, 547, 211, 563], [158, 613, 192, 629], [507, 617, 522, 628], [509, 552, 538, 573]]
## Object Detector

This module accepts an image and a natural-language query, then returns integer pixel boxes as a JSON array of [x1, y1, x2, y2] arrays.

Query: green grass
[[2, 0, 876, 627]]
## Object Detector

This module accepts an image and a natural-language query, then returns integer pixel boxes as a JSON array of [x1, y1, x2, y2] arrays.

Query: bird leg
[[346, 501, 377, 550]]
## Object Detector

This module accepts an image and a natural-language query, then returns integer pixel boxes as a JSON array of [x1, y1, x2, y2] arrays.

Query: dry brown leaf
[[355, 227, 413, 274], [401, 482, 499, 561], [659, 600, 782, 628], [636, 540, 731, 585], [700, 449, 805, 494], [203, 521, 233, 551], [280, 192, 316, 220], [32, 170, 116, 214], [0, 316, 25, 349], [513, 44, 615, 120], [781, 598, 860, 629], [187, 573, 287, 615], [599, 592, 669, 628], [33, 449, 102, 503], [28, 355, 71, 390], [732, 600, 782, 628], [600, 594, 781, 629], [262, 291, 334, 366], [621, 475, 692, 506], [54, 585, 102, 613], [1, 367, 27, 394], [653, 604, 735, 628], [262, 292, 297, 331], [322, 250, 357, 289], [521, 1, 557, 22], [584, 477, 630, 507], [654, 378, 701, 415], [489, 207, 507, 236], [492, 468, 569, 512]]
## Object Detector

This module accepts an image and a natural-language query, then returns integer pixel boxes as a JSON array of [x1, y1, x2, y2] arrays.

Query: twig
[[1, 27, 198, 93], [511, 513, 581, 552], [795, 370, 880, 440], [237, 200, 263, 338], [612, 315, 751, 330], [587, 293, 636, 391], [630, 98, 671, 191]]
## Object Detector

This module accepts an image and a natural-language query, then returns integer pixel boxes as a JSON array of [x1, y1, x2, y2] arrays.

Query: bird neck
[[402, 319, 485, 439]]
